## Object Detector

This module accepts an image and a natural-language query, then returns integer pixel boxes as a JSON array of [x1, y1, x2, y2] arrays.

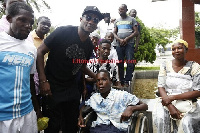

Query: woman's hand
[[167, 104, 183, 120], [161, 95, 174, 106]]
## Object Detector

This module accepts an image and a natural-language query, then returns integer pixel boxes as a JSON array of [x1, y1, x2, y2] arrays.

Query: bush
[[135, 17, 156, 64]]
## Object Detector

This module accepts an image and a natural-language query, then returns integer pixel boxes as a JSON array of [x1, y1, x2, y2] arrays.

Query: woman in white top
[[153, 39, 200, 133]]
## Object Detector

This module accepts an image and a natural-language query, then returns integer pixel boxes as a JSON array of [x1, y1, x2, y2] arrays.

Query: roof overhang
[[190, 0, 200, 4], [152, 0, 200, 4], [152, 0, 167, 2]]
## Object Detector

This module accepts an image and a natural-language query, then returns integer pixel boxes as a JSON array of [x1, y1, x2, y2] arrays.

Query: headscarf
[[172, 39, 188, 48], [90, 32, 100, 40]]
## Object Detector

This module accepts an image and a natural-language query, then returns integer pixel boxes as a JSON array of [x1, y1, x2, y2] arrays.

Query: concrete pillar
[[180, 0, 200, 63]]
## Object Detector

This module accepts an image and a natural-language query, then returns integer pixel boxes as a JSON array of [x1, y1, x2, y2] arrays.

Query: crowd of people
[[0, 0, 200, 133]]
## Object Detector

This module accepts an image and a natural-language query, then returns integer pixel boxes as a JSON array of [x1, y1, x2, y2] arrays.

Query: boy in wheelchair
[[78, 69, 148, 133]]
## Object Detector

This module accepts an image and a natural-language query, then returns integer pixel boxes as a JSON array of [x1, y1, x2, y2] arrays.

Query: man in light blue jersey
[[0, 2, 38, 132], [113, 4, 139, 88]]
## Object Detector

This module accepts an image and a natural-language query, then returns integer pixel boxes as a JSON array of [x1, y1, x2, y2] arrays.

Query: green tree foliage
[[149, 27, 179, 50], [195, 12, 200, 47], [0, 1, 4, 18], [0, 0, 53, 32], [25, 0, 50, 13], [135, 17, 156, 63], [0, 0, 50, 18]]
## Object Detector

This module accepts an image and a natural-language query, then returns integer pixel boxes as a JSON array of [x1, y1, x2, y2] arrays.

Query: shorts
[[0, 109, 37, 133]]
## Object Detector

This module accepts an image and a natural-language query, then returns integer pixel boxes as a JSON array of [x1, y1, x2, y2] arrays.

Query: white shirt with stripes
[[0, 32, 37, 121]]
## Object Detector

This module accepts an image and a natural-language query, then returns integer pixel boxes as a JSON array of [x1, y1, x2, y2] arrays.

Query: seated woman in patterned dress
[[153, 39, 200, 133]]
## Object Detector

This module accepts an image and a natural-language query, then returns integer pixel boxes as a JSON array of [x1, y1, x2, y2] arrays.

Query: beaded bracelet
[[39, 80, 48, 84]]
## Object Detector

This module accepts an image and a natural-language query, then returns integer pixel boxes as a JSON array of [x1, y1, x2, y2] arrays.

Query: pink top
[[0, 15, 10, 32]]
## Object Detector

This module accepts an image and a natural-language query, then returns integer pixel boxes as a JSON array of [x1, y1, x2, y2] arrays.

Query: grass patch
[[134, 66, 160, 70], [132, 79, 158, 99]]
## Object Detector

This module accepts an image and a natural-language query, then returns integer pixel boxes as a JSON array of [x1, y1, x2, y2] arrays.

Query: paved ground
[[136, 55, 174, 67]]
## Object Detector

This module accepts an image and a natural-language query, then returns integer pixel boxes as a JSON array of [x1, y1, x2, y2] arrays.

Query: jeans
[[116, 42, 135, 84], [90, 123, 127, 133]]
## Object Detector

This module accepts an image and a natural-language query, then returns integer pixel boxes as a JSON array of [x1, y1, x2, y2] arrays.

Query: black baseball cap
[[103, 13, 110, 18], [82, 6, 104, 20]]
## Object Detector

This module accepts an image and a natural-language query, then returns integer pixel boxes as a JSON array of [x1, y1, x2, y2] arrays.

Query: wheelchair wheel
[[134, 113, 149, 133], [139, 116, 148, 133]]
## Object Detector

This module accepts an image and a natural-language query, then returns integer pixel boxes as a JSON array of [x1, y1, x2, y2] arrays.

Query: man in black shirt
[[36, 6, 104, 133]]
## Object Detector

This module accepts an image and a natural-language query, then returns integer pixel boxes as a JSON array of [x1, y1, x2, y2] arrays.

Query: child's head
[[98, 39, 111, 59], [90, 32, 100, 47], [96, 69, 111, 98], [105, 32, 114, 43]]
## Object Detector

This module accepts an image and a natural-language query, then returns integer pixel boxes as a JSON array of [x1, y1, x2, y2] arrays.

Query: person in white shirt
[[0, 2, 38, 132], [97, 13, 114, 39]]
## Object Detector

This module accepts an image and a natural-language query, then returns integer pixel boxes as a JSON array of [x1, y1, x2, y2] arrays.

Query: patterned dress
[[87, 58, 119, 81], [153, 60, 200, 133]]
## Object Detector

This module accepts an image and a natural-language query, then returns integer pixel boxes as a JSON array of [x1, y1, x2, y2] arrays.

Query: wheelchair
[[78, 106, 153, 133]]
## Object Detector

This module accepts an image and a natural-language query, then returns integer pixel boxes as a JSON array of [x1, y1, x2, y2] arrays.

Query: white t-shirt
[[98, 21, 114, 39], [108, 45, 118, 61]]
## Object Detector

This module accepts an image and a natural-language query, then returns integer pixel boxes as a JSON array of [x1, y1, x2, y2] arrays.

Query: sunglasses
[[83, 15, 99, 24]]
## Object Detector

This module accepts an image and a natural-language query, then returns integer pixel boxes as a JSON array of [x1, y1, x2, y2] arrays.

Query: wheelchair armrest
[[132, 111, 139, 117], [127, 111, 139, 133], [84, 111, 97, 128], [79, 107, 97, 133], [82, 105, 94, 118]]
